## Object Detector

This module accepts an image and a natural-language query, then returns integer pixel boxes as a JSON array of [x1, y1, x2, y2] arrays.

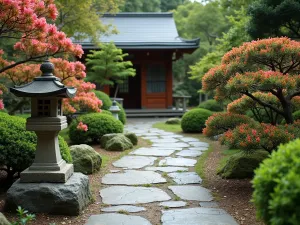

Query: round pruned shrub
[[181, 108, 213, 133], [94, 90, 127, 124], [93, 90, 111, 110], [198, 99, 224, 112], [252, 139, 300, 225], [0, 113, 71, 180], [203, 112, 255, 137], [292, 110, 300, 121], [101, 110, 113, 116], [69, 113, 123, 144]]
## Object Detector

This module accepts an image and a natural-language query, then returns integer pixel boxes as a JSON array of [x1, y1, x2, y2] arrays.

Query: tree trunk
[[283, 101, 294, 124], [8, 97, 29, 115]]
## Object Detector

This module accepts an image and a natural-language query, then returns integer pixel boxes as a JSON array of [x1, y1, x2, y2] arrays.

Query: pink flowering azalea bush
[[77, 122, 88, 132], [0, 0, 102, 114]]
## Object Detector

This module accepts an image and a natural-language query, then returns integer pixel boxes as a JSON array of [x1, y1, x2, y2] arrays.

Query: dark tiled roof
[[76, 13, 199, 50]]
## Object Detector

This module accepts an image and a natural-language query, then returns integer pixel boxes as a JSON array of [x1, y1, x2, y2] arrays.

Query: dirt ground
[[204, 140, 265, 225]]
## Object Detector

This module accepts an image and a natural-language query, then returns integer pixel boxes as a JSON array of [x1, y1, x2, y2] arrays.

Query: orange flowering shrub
[[203, 112, 255, 137], [221, 123, 295, 153], [201, 37, 300, 124]]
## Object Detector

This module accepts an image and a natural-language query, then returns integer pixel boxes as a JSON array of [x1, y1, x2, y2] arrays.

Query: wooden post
[[166, 62, 173, 109], [141, 63, 147, 108]]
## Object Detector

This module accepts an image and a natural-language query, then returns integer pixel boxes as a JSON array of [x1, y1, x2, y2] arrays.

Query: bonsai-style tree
[[201, 37, 300, 124], [86, 42, 136, 97], [0, 0, 102, 114]]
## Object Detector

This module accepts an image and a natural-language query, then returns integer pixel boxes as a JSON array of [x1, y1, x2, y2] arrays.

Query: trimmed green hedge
[[94, 90, 126, 124], [253, 139, 300, 225], [198, 100, 224, 112], [0, 113, 71, 179], [181, 108, 213, 133], [69, 113, 123, 144]]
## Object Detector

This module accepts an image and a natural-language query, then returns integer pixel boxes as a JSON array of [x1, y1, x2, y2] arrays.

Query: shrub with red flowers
[[221, 123, 295, 153], [203, 112, 256, 137], [200, 37, 300, 124], [77, 122, 88, 132]]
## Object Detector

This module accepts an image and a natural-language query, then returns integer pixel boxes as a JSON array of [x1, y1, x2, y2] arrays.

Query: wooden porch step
[[125, 109, 185, 118]]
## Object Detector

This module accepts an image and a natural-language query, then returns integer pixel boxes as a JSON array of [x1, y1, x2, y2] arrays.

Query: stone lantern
[[109, 100, 121, 120], [10, 60, 76, 183]]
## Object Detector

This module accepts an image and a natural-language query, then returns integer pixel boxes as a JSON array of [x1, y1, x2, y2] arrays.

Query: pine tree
[[86, 42, 136, 97]]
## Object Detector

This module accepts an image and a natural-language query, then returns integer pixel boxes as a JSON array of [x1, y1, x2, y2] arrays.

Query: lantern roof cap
[[10, 60, 77, 98]]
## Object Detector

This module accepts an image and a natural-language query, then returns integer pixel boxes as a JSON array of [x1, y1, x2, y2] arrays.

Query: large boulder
[[105, 135, 133, 151], [218, 150, 269, 179], [0, 213, 10, 225], [70, 145, 102, 175], [5, 173, 91, 216], [166, 118, 181, 125], [100, 133, 118, 148], [125, 132, 138, 145]]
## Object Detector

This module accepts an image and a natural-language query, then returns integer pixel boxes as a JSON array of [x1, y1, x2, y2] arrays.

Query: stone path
[[85, 119, 238, 225]]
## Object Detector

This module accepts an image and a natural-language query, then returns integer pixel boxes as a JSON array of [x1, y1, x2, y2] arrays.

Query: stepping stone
[[142, 133, 160, 136], [155, 147, 183, 151], [161, 134, 184, 138], [179, 137, 200, 142], [199, 201, 219, 208], [102, 170, 166, 185], [110, 170, 120, 173], [86, 214, 151, 225], [160, 201, 186, 208], [145, 167, 188, 173], [142, 136, 159, 140], [113, 156, 157, 169], [176, 150, 203, 157], [169, 186, 213, 201], [168, 172, 202, 184], [190, 142, 209, 147], [159, 157, 197, 167], [161, 208, 239, 225], [130, 148, 176, 156], [100, 186, 171, 205], [151, 138, 179, 143], [101, 205, 146, 213], [153, 143, 190, 148], [187, 147, 209, 151]]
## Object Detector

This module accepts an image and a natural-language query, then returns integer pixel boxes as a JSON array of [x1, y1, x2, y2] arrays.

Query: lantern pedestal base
[[5, 173, 91, 216], [20, 163, 74, 183]]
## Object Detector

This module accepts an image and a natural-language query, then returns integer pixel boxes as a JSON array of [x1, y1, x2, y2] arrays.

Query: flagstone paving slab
[[200, 201, 219, 208], [86, 214, 151, 225], [153, 143, 190, 148], [110, 170, 120, 173], [169, 186, 213, 201], [161, 208, 239, 225], [159, 157, 197, 167], [190, 142, 210, 147], [176, 150, 203, 157], [130, 148, 176, 157], [102, 170, 167, 185], [159, 201, 186, 208], [168, 172, 202, 184], [113, 156, 157, 169], [145, 167, 189, 173], [151, 138, 179, 143], [101, 205, 146, 213], [187, 147, 209, 151], [100, 186, 171, 205], [179, 137, 200, 142], [155, 147, 183, 151]]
